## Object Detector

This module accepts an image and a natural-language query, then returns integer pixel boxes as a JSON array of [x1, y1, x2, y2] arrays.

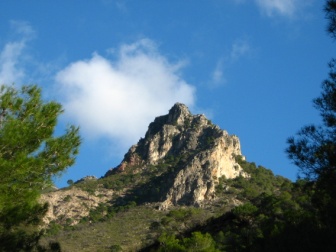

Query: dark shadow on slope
[[110, 150, 199, 208]]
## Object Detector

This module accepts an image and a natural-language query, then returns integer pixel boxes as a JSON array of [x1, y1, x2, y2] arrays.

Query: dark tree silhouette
[[286, 1, 336, 246]]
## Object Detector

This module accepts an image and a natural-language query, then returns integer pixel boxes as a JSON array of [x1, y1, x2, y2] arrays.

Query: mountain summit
[[42, 103, 247, 226], [105, 103, 246, 208]]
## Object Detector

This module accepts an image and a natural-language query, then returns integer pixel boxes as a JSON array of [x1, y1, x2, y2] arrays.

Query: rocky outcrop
[[105, 103, 246, 209], [41, 187, 113, 225], [75, 175, 98, 184]]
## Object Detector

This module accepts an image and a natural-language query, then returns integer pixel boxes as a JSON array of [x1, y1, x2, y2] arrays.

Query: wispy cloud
[[255, 0, 297, 17], [230, 39, 251, 60], [210, 39, 251, 87], [212, 60, 224, 84], [211, 59, 225, 86], [0, 21, 35, 84], [56, 39, 196, 148], [234, 0, 306, 18]]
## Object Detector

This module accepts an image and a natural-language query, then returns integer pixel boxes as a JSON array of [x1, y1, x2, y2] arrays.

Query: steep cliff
[[105, 103, 246, 208]]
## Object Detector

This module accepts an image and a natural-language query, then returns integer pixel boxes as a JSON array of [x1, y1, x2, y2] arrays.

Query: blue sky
[[0, 0, 334, 188]]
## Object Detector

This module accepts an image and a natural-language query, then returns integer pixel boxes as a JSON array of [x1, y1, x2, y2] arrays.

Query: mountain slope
[[39, 103, 292, 251]]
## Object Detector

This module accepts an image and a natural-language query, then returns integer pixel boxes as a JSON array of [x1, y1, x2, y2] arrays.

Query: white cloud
[[255, 0, 297, 17], [56, 39, 196, 148], [0, 21, 35, 84], [230, 39, 250, 60], [0, 41, 25, 84]]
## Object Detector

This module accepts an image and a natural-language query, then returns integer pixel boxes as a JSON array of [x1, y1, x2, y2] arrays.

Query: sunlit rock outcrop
[[105, 103, 246, 208]]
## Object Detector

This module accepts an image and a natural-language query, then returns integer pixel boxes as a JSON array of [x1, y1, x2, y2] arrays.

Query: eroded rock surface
[[41, 187, 113, 225], [105, 103, 246, 209]]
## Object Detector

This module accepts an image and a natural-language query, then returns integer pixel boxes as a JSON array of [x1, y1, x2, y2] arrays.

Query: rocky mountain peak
[[167, 102, 191, 125], [41, 103, 248, 225], [104, 103, 246, 209], [144, 102, 192, 139]]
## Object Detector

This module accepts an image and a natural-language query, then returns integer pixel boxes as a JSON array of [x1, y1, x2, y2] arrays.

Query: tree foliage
[[158, 231, 218, 252], [287, 59, 336, 181], [326, 0, 336, 38], [286, 0, 336, 248], [0, 84, 81, 251]]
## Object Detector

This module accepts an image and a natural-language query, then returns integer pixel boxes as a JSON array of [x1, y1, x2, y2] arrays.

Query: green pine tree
[[0, 84, 81, 251]]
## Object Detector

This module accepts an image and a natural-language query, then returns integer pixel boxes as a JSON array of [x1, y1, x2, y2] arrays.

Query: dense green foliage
[[158, 232, 219, 252], [216, 156, 292, 201], [149, 158, 316, 252], [208, 182, 325, 251], [140, 155, 331, 251], [0, 84, 80, 251]]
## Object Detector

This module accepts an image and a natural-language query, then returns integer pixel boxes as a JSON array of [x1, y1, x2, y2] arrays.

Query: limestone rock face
[[40, 187, 113, 225], [105, 103, 246, 209]]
